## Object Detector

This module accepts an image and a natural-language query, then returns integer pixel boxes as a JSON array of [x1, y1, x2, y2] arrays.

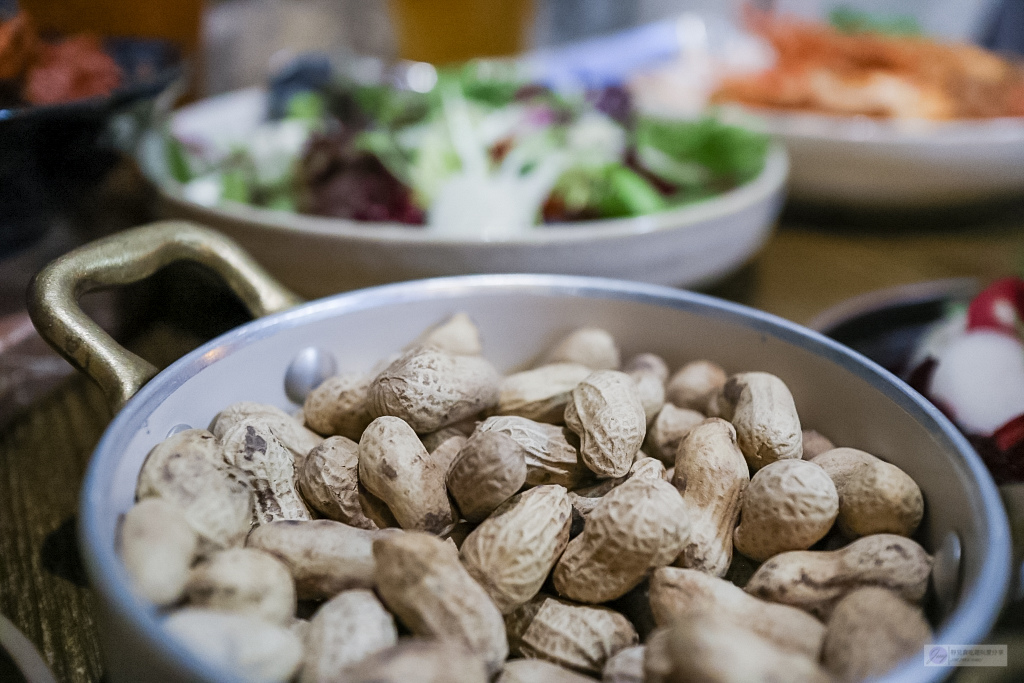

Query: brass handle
[[28, 221, 303, 412]]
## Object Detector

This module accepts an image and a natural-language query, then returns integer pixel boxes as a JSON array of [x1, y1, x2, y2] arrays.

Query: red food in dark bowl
[[0, 12, 122, 108]]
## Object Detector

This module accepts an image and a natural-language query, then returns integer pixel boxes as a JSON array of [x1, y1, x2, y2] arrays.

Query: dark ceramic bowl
[[0, 37, 182, 257], [807, 278, 980, 376]]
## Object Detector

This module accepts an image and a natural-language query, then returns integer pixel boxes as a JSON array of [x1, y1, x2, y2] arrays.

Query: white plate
[[137, 88, 788, 298], [741, 107, 1024, 208]]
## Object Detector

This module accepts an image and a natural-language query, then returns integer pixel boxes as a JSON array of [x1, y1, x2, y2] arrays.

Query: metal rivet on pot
[[285, 347, 337, 404], [932, 531, 962, 618], [166, 424, 193, 438]]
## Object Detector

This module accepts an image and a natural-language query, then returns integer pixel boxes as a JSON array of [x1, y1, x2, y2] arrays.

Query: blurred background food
[[4, 0, 1022, 249], [0, 4, 181, 275], [0, 12, 122, 107], [195, 0, 1015, 98], [2, 0, 1022, 304], [4, 3, 1024, 683], [130, 0, 800, 297], [712, 10, 1024, 120], [163, 60, 770, 233], [151, 0, 1024, 227], [143, 79, 787, 295], [813, 277, 1024, 485], [16, 0, 202, 59]]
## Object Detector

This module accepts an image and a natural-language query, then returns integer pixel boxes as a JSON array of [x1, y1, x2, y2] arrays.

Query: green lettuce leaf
[[634, 117, 770, 185], [829, 7, 921, 36]]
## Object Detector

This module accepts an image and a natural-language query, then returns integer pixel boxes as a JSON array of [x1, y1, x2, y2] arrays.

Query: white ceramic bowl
[[137, 88, 788, 298], [747, 108, 1024, 208]]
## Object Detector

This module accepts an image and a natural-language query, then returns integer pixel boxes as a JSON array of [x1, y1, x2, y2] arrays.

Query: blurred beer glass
[[18, 0, 203, 53], [387, 0, 535, 64]]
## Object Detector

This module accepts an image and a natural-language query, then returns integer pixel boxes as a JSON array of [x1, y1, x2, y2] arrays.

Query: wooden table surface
[[2, 203, 1024, 682]]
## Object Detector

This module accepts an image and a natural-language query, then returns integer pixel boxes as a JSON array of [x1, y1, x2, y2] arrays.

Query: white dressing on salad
[[476, 104, 530, 149], [565, 112, 627, 167], [428, 87, 567, 237], [177, 116, 315, 208], [248, 120, 313, 186], [428, 155, 565, 238], [401, 121, 461, 206], [182, 172, 226, 207]]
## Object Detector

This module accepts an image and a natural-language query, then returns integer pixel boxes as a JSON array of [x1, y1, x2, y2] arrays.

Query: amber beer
[[18, 0, 203, 54], [388, 0, 535, 64]]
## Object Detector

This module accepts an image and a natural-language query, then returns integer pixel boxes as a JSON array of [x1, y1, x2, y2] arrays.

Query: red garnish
[[966, 277, 1024, 337], [969, 433, 1024, 485], [24, 35, 122, 106], [905, 279, 1024, 483], [0, 12, 122, 107], [490, 137, 513, 164], [995, 413, 1024, 453]]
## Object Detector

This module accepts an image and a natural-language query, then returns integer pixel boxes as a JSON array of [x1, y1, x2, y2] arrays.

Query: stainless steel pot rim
[[79, 273, 1012, 683]]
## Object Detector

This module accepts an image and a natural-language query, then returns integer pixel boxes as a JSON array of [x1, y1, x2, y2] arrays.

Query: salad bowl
[[28, 222, 1011, 682], [138, 87, 788, 299]]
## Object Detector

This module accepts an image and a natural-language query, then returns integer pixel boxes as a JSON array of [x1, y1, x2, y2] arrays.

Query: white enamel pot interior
[[79, 274, 1011, 683]]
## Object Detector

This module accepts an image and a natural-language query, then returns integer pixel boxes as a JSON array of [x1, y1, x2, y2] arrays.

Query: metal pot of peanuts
[[28, 221, 1012, 683]]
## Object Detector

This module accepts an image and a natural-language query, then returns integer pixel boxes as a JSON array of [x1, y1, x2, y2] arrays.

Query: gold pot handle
[[28, 221, 303, 412]]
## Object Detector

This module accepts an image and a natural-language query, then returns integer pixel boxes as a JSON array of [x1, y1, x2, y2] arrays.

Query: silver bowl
[[29, 223, 1011, 682]]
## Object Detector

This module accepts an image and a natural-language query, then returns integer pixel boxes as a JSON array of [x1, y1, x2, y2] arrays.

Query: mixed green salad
[[168, 61, 770, 237]]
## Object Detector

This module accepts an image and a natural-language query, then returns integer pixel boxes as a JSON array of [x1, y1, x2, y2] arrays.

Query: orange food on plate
[[712, 12, 1024, 120], [0, 11, 121, 107]]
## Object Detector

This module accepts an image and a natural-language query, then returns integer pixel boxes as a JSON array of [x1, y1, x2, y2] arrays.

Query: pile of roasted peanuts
[[119, 313, 933, 683]]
